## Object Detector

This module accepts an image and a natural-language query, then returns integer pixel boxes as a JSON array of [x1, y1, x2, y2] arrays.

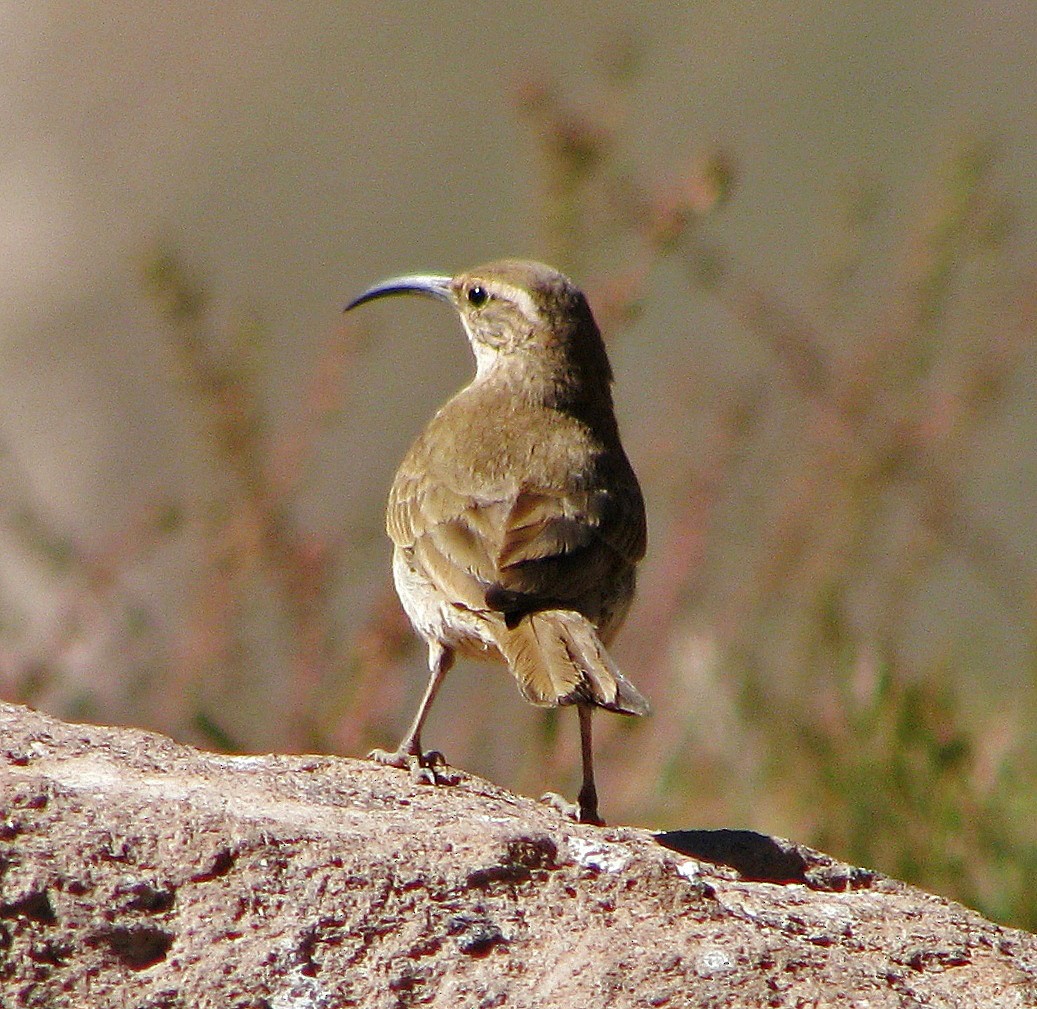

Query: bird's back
[[388, 378, 645, 634]]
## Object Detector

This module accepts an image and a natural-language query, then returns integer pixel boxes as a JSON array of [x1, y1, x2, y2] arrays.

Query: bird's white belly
[[392, 547, 500, 659]]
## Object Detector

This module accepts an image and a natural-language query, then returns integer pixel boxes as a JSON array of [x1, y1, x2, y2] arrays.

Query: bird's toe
[[540, 790, 605, 826], [368, 746, 451, 785], [368, 747, 409, 769]]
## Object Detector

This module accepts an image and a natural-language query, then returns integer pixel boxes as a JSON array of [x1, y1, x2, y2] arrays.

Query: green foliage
[[790, 656, 1034, 930]]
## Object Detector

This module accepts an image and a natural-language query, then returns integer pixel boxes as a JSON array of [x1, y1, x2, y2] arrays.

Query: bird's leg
[[369, 642, 453, 784], [541, 704, 606, 825], [576, 704, 604, 825], [396, 641, 452, 767]]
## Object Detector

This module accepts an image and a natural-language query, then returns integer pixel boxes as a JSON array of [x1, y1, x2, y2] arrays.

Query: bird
[[344, 259, 648, 824]]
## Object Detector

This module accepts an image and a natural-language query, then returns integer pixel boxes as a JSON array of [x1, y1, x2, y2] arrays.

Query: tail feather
[[496, 610, 649, 716]]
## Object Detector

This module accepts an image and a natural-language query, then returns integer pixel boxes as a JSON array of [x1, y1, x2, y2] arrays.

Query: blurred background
[[2, 3, 1035, 928]]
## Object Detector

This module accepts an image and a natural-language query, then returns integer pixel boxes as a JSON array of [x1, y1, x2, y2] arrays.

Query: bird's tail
[[496, 609, 649, 716]]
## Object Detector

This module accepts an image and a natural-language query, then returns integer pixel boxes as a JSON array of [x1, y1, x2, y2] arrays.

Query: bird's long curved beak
[[344, 274, 453, 312]]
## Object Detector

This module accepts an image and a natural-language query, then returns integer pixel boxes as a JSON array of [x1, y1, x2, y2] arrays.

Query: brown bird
[[345, 259, 648, 824]]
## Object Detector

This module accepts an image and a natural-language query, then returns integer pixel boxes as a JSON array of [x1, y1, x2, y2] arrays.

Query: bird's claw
[[368, 747, 449, 785], [540, 791, 605, 826]]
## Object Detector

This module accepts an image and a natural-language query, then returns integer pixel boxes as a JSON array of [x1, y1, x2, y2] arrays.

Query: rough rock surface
[[1, 701, 1034, 1008]]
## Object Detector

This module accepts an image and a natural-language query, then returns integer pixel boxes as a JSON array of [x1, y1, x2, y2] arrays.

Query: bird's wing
[[388, 462, 507, 611], [387, 454, 644, 617], [488, 474, 644, 615]]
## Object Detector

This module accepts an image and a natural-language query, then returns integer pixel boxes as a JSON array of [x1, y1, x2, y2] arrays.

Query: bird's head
[[345, 259, 613, 393]]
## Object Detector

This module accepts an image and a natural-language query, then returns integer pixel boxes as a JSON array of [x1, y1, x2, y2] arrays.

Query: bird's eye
[[466, 285, 489, 306]]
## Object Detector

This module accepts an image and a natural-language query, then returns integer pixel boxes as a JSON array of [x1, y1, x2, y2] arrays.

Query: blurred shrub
[[0, 41, 1033, 931], [514, 51, 1035, 930]]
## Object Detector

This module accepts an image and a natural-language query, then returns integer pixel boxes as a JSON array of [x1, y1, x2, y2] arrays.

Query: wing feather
[[386, 405, 645, 623]]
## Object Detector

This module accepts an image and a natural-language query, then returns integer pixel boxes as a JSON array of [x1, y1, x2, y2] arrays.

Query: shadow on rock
[[654, 828, 877, 891]]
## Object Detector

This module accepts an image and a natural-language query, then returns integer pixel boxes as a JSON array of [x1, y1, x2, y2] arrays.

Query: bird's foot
[[368, 746, 448, 785], [540, 791, 605, 826]]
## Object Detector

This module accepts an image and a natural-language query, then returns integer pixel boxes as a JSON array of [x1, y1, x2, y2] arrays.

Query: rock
[[1, 701, 1034, 1007]]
